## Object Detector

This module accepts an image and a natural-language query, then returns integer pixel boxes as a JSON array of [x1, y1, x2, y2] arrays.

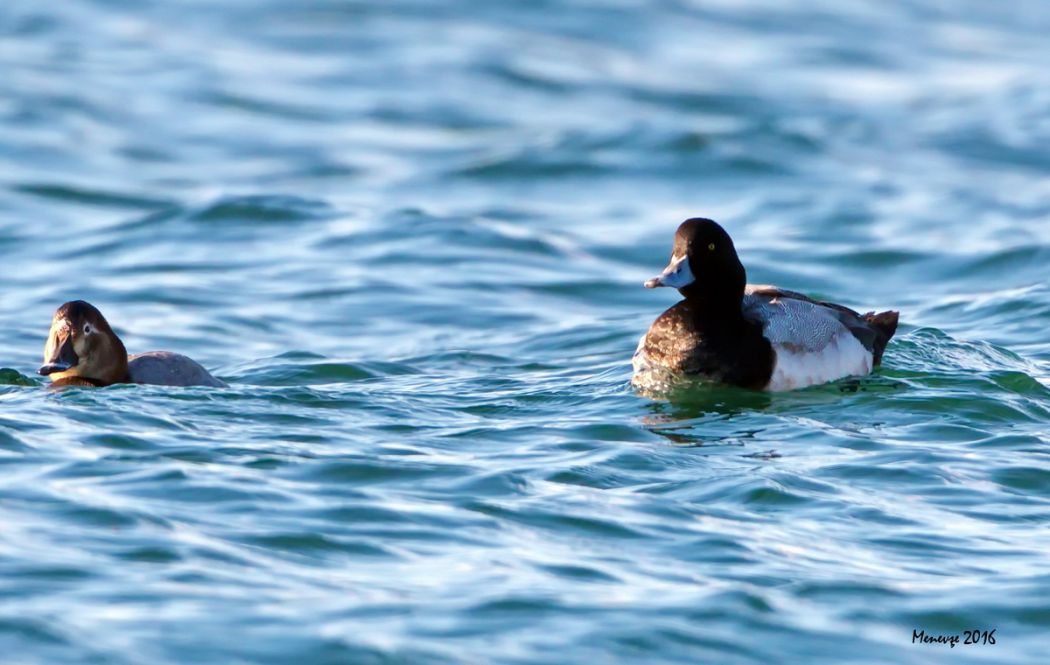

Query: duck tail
[[862, 310, 899, 366]]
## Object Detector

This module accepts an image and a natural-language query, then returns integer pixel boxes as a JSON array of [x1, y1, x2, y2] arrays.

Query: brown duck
[[39, 300, 226, 388]]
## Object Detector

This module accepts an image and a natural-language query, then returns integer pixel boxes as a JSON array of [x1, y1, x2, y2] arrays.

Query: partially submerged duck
[[39, 300, 226, 388], [633, 218, 899, 391]]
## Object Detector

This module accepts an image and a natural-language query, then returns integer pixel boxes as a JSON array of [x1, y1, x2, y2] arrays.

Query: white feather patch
[[766, 330, 872, 391]]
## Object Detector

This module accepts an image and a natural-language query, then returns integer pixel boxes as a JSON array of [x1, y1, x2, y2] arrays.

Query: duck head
[[644, 218, 746, 307], [39, 301, 129, 386]]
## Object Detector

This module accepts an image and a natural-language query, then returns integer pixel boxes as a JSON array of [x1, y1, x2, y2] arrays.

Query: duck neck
[[99, 342, 131, 386], [679, 264, 747, 326], [686, 293, 747, 336]]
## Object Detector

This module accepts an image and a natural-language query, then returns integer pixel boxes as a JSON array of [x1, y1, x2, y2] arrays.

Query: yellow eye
[[708, 243, 715, 251]]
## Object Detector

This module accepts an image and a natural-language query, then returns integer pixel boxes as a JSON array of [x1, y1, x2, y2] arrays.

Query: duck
[[38, 300, 227, 388], [633, 218, 899, 391]]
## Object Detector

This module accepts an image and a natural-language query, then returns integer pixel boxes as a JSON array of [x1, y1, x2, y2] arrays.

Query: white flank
[[766, 331, 873, 391]]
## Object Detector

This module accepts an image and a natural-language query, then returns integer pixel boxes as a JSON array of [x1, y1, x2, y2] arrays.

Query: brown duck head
[[39, 301, 129, 387]]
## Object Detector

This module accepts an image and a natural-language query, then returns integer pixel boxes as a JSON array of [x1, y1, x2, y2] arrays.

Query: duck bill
[[39, 334, 79, 376], [644, 254, 695, 289]]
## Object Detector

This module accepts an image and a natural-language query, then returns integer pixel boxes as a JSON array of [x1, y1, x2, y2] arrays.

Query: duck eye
[[83, 323, 93, 335], [708, 243, 715, 251]]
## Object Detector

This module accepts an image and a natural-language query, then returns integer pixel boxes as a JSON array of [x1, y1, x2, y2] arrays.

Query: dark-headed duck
[[39, 300, 226, 388], [633, 218, 899, 391]]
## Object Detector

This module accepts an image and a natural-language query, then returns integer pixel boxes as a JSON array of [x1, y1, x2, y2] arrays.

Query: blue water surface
[[1, 1, 1049, 663]]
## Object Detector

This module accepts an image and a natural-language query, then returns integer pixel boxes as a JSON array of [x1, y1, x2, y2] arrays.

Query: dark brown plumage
[[639, 299, 775, 389]]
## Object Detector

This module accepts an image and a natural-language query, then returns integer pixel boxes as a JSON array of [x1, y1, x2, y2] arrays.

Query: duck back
[[128, 352, 226, 387]]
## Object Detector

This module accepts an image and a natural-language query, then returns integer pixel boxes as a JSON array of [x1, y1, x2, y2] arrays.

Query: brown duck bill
[[39, 335, 79, 376]]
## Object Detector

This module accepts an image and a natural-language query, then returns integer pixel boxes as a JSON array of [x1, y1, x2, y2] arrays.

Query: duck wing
[[745, 285, 898, 365], [742, 286, 877, 390]]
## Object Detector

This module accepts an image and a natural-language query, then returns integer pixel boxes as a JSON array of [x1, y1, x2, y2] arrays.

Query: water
[[2, 1, 1049, 663]]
